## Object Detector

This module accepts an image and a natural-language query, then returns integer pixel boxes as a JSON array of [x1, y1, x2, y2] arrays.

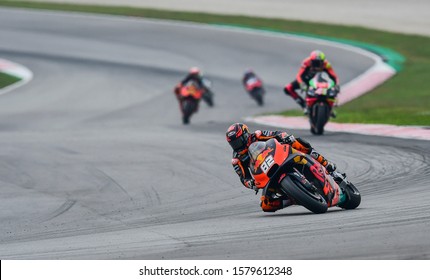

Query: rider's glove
[[244, 179, 257, 190], [284, 135, 296, 144], [300, 82, 308, 91], [334, 85, 340, 94], [277, 133, 296, 144], [325, 161, 337, 173]]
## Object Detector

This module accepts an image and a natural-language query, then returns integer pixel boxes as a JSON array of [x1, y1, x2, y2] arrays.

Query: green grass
[[0, 0, 429, 126], [0, 72, 21, 89]]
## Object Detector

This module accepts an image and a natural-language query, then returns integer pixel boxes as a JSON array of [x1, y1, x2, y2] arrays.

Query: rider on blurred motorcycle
[[242, 69, 263, 89], [174, 67, 207, 112], [226, 123, 337, 212], [242, 69, 265, 105], [283, 50, 340, 114], [175, 67, 206, 97]]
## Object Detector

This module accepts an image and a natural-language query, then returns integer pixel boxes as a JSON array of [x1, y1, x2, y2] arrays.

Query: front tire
[[280, 175, 328, 214], [311, 103, 330, 135], [339, 182, 361, 209]]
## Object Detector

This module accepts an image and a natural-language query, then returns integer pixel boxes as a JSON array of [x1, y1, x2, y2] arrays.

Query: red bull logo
[[253, 148, 274, 172]]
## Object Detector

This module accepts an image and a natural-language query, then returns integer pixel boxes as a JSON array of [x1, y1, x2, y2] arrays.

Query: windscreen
[[249, 141, 267, 161]]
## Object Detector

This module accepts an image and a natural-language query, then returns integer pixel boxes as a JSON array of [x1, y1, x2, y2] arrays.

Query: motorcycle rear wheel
[[250, 88, 264, 106], [280, 176, 328, 214], [255, 89, 264, 106], [182, 100, 195, 124]]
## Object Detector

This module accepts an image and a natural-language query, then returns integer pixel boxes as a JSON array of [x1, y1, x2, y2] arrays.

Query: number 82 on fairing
[[261, 155, 275, 173]]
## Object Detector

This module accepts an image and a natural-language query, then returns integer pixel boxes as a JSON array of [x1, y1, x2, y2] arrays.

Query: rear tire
[[251, 88, 264, 106], [280, 176, 328, 214], [256, 94, 263, 106], [310, 126, 317, 135], [182, 99, 196, 125], [255, 88, 264, 106]]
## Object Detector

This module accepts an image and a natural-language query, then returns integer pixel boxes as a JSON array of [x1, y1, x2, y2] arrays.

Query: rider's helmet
[[226, 123, 251, 154], [309, 50, 326, 70], [244, 69, 254, 76], [189, 67, 201, 75]]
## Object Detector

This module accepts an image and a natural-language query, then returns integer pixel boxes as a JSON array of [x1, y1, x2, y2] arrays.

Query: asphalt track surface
[[0, 8, 429, 260]]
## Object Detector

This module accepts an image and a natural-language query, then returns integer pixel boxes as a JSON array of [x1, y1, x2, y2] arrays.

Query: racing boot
[[325, 161, 337, 173], [310, 149, 336, 173], [296, 97, 306, 109], [331, 170, 346, 181], [284, 84, 305, 109]]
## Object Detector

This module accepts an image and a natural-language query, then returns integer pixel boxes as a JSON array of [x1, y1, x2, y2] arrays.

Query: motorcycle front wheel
[[339, 182, 361, 209], [310, 102, 330, 135]]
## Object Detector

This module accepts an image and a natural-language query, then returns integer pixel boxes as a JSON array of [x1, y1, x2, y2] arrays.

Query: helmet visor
[[311, 59, 323, 69], [229, 136, 248, 151]]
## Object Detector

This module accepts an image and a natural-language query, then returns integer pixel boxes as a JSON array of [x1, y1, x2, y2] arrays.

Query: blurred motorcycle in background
[[304, 72, 339, 135], [174, 81, 204, 124], [243, 71, 265, 106]]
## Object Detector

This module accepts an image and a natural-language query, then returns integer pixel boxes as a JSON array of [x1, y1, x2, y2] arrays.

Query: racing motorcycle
[[244, 76, 265, 106], [201, 77, 215, 107], [177, 81, 203, 124], [305, 72, 339, 135], [249, 138, 361, 214]]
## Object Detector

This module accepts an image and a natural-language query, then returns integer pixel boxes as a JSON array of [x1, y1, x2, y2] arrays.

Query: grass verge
[[0, 1, 429, 126], [0, 72, 21, 89]]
